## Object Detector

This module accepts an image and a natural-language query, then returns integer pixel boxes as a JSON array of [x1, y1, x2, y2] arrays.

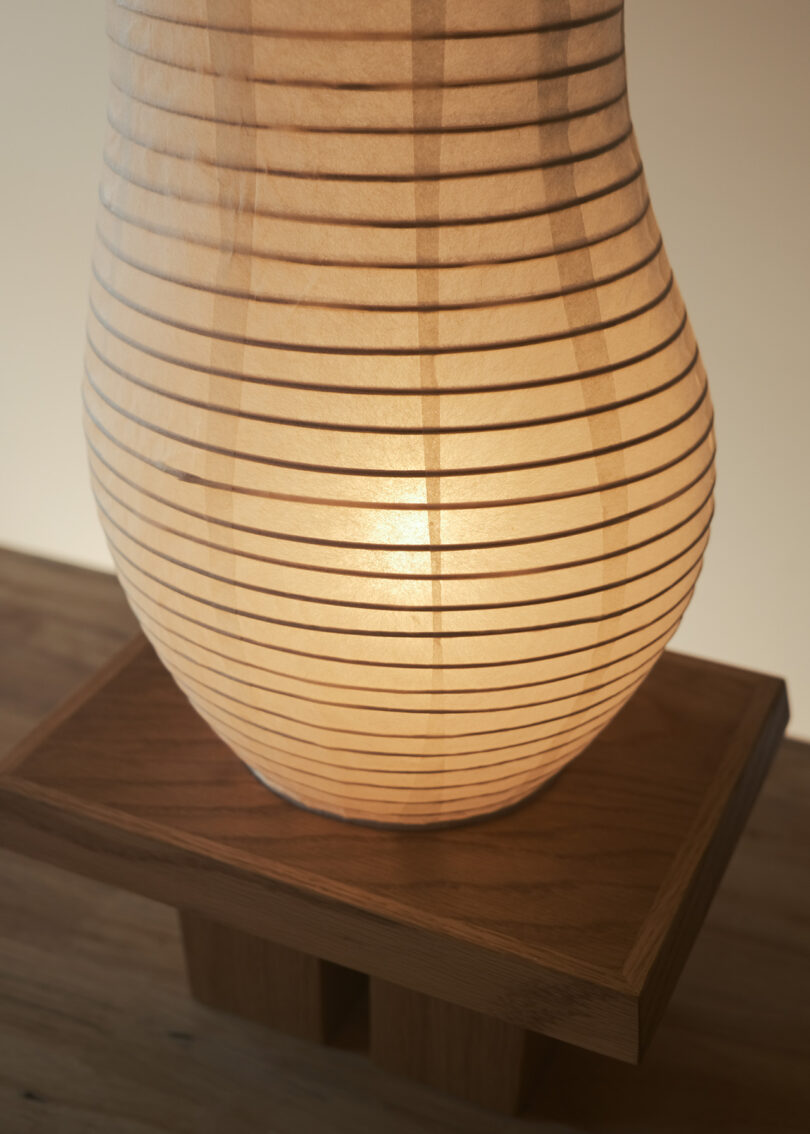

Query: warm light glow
[[84, 0, 715, 826]]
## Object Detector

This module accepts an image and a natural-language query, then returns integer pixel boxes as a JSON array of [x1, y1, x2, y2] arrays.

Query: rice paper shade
[[84, 0, 715, 826]]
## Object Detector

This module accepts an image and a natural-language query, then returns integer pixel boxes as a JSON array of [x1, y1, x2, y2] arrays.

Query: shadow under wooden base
[[179, 911, 365, 1044]]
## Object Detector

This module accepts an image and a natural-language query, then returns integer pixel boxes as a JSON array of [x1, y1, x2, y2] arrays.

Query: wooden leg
[[178, 911, 365, 1043], [370, 978, 551, 1114]]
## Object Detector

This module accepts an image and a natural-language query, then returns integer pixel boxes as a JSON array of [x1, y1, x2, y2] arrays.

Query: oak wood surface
[[0, 547, 807, 1133], [0, 621, 787, 1063], [0, 549, 136, 751], [370, 977, 548, 1114], [178, 911, 365, 1043]]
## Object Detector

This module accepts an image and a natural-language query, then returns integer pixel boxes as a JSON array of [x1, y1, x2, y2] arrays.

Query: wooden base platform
[[0, 635, 788, 1113]]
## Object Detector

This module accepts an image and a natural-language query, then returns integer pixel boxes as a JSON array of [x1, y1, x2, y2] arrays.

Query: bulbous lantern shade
[[84, 0, 715, 826]]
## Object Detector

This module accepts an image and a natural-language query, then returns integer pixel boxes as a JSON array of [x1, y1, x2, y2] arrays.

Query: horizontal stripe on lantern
[[102, 529, 704, 667], [86, 258, 676, 360], [86, 429, 715, 588], [93, 189, 660, 310], [105, 31, 626, 100], [90, 236, 670, 355], [85, 273, 683, 400], [186, 709, 581, 795], [102, 132, 639, 231], [169, 701, 600, 794], [171, 725, 579, 819], [84, 411, 715, 586], [110, 5, 624, 86], [113, 553, 697, 690], [82, 359, 711, 491], [104, 103, 635, 191], [107, 43, 628, 131], [166, 710, 595, 800], [155, 637, 653, 745], [109, 21, 624, 90], [90, 458, 714, 607], [98, 156, 650, 270], [100, 555, 706, 693], [94, 486, 710, 630], [113, 2, 622, 40], [98, 140, 642, 232], [83, 425, 715, 587], [84, 279, 697, 423], [83, 363, 714, 484], [105, 63, 629, 147], [152, 642, 649, 752], [105, 88, 633, 179], [136, 611, 672, 715], [85, 285, 692, 395], [123, 581, 685, 709], [84, 320, 703, 440]]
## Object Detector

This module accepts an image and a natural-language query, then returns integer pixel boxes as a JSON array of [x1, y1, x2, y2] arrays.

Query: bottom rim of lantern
[[244, 760, 568, 831]]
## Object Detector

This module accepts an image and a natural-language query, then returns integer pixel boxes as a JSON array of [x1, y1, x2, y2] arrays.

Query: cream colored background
[[1, 1, 808, 736]]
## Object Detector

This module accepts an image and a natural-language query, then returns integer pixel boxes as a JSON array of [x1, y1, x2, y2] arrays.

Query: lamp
[[84, 0, 715, 826]]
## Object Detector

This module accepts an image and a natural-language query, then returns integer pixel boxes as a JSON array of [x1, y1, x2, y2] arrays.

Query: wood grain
[[370, 978, 549, 1114], [0, 619, 787, 1064], [0, 548, 807, 1132], [179, 911, 365, 1043], [0, 548, 135, 752]]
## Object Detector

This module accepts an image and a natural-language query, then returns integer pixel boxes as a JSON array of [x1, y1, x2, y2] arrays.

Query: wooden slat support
[[370, 978, 552, 1114], [179, 911, 365, 1044]]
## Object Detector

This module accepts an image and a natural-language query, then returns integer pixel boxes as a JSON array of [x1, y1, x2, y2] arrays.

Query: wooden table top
[[0, 628, 788, 1064], [0, 547, 807, 1133]]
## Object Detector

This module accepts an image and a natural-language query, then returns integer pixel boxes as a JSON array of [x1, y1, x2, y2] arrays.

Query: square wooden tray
[[0, 636, 788, 1112]]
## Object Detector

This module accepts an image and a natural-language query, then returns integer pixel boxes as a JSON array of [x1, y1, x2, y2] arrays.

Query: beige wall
[[1, 1, 808, 736], [625, 0, 810, 736], [0, 3, 110, 568]]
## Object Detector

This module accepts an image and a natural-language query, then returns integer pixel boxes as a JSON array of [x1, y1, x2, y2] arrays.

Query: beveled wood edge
[[0, 775, 637, 1058], [0, 631, 147, 777], [626, 669, 789, 983], [628, 677, 789, 1055]]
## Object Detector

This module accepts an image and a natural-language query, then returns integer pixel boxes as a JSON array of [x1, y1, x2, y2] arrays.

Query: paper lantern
[[84, 0, 715, 826]]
